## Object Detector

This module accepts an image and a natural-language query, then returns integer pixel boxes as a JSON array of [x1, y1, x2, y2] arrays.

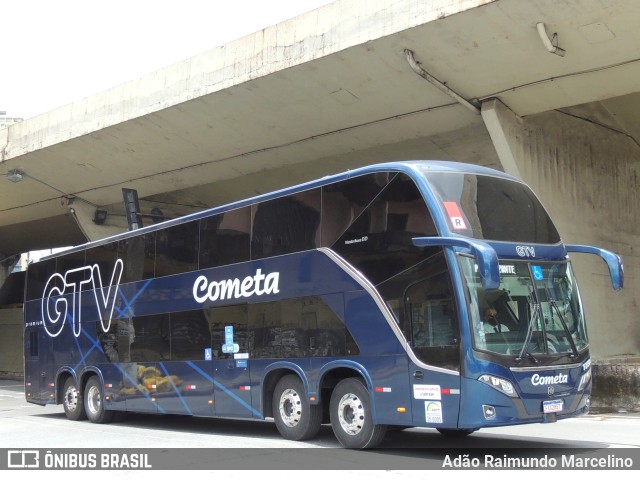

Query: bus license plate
[[543, 399, 564, 413]]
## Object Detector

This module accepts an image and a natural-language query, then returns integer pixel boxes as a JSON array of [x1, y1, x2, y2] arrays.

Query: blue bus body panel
[[23, 160, 610, 434], [25, 249, 418, 419]]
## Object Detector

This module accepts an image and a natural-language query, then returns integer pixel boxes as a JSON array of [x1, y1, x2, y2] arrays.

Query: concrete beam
[[480, 98, 523, 178], [67, 199, 126, 242], [0, 255, 19, 287]]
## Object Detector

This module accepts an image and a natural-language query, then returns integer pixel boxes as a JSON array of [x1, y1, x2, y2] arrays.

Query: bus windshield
[[459, 256, 588, 359], [422, 169, 561, 243]]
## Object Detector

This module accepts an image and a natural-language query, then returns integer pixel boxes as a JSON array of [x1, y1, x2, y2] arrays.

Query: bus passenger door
[[405, 277, 462, 429], [210, 306, 255, 419]]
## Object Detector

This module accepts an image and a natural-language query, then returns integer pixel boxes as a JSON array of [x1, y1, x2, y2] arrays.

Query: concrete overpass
[[1, 0, 638, 409]]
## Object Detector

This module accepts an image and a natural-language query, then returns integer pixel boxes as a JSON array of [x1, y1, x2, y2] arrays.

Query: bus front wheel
[[84, 376, 114, 424], [62, 377, 86, 421], [272, 375, 322, 441], [329, 378, 387, 449]]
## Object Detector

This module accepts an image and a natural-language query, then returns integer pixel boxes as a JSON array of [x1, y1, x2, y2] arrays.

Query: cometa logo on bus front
[[41, 259, 124, 338], [531, 373, 569, 386], [193, 269, 280, 304]]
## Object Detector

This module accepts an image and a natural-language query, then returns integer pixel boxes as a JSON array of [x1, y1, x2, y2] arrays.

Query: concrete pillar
[[480, 98, 523, 178], [0, 254, 19, 286], [0, 308, 23, 377], [480, 99, 640, 411]]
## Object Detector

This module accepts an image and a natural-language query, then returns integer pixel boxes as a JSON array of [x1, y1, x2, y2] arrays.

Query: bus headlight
[[577, 368, 592, 391], [479, 374, 519, 398]]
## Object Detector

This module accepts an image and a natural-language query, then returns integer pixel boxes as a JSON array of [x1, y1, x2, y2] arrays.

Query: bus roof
[[37, 160, 516, 261]]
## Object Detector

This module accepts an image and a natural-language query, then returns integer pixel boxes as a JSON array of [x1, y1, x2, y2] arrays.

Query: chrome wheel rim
[[278, 388, 301, 427], [86, 385, 101, 416], [64, 385, 79, 412], [337, 393, 365, 435]]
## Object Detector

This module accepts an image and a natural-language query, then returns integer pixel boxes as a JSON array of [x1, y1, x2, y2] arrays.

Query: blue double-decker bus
[[23, 161, 623, 448]]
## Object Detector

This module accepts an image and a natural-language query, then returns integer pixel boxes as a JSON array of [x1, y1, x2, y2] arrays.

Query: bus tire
[[436, 428, 477, 437], [330, 377, 387, 449], [62, 377, 86, 421], [84, 376, 114, 424], [272, 375, 322, 441]]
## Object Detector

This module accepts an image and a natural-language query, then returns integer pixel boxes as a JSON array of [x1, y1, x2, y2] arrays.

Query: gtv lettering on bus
[[41, 259, 124, 338], [193, 268, 280, 303]]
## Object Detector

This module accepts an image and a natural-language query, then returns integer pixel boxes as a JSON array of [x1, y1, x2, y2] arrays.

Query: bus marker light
[[375, 387, 391, 393], [105, 396, 111, 401], [48, 383, 55, 387], [397, 407, 407, 413], [208, 400, 213, 405], [148, 384, 156, 389], [309, 396, 316, 402], [151, 398, 156, 402], [240, 386, 251, 391], [442, 388, 460, 395], [106, 384, 113, 388], [186, 385, 197, 390]]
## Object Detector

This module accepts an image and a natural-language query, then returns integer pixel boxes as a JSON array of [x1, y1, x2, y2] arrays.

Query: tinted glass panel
[[155, 221, 199, 277], [170, 309, 211, 361], [248, 296, 358, 359], [207, 305, 248, 360], [29, 331, 38, 357], [424, 171, 561, 243], [129, 314, 170, 362], [378, 249, 460, 371], [251, 189, 321, 259], [118, 233, 155, 283], [321, 172, 392, 247], [99, 316, 130, 363], [332, 173, 437, 285], [26, 257, 58, 301], [199, 208, 251, 269], [56, 250, 86, 275], [85, 243, 118, 271]]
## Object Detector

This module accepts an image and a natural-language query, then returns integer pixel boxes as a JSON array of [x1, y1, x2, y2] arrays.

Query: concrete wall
[[482, 101, 640, 410], [516, 110, 639, 362], [483, 100, 639, 363], [0, 308, 23, 377]]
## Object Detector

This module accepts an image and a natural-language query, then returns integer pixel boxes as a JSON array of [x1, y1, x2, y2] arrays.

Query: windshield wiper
[[545, 287, 579, 358], [515, 299, 540, 364]]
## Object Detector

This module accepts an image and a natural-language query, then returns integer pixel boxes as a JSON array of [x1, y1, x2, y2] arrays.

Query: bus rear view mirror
[[565, 244, 624, 291], [413, 236, 500, 290]]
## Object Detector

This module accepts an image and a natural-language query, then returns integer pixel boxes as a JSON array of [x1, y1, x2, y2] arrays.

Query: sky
[[1, 0, 335, 120]]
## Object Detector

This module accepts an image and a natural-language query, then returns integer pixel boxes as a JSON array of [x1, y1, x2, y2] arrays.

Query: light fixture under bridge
[[6, 169, 25, 183]]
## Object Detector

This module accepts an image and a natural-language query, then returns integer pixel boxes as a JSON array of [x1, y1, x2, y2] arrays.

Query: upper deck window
[[422, 170, 560, 244]]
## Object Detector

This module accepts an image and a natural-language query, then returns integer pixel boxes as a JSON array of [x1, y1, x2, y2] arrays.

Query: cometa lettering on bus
[[193, 268, 280, 303]]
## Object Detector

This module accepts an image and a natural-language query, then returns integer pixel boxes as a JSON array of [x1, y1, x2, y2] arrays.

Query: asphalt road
[[1, 378, 638, 478]]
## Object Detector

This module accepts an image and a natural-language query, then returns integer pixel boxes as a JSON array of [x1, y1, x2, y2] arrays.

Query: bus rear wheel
[[329, 378, 387, 449], [62, 377, 86, 421], [272, 375, 322, 441], [84, 376, 114, 424]]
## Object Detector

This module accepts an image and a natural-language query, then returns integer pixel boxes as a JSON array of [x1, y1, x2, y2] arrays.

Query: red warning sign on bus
[[443, 201, 467, 230]]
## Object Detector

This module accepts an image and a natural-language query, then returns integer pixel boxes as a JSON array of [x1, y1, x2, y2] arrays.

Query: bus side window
[[207, 305, 248, 360], [251, 190, 320, 260], [199, 209, 251, 269], [155, 221, 199, 277]]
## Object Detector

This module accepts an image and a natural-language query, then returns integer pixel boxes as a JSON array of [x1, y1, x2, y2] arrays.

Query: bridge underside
[[0, 1, 638, 407]]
